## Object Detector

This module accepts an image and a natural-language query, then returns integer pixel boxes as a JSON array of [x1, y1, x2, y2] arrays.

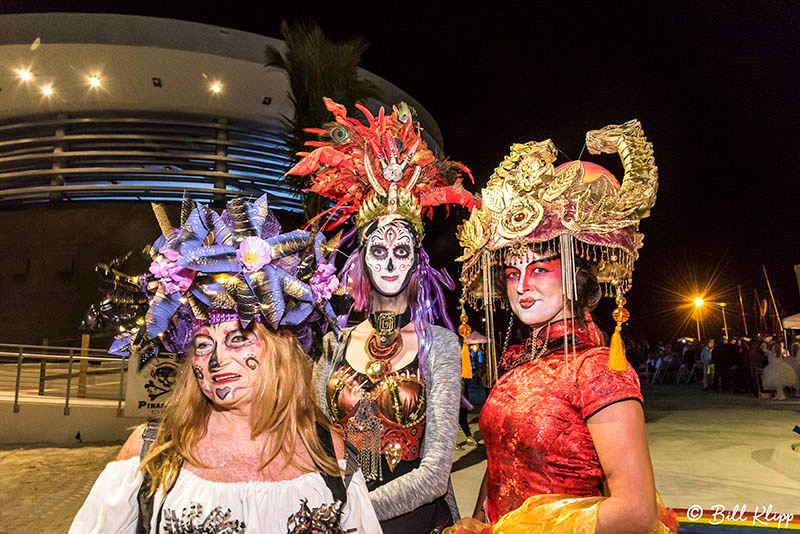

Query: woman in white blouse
[[70, 321, 381, 534], [70, 193, 381, 534]]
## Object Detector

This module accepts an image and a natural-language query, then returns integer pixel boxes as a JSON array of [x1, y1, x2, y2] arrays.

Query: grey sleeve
[[368, 326, 462, 520]]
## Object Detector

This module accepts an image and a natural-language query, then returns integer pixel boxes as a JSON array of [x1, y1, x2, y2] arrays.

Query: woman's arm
[[472, 467, 489, 521], [368, 327, 462, 520], [587, 399, 659, 534]]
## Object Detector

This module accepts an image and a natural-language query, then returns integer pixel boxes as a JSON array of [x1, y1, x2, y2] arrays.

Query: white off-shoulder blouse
[[69, 457, 382, 534]]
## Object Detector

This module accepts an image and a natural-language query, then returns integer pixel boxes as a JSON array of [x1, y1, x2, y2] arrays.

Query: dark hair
[[574, 259, 601, 312]]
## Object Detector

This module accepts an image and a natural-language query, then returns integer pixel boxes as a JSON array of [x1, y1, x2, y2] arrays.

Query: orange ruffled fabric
[[444, 493, 677, 534]]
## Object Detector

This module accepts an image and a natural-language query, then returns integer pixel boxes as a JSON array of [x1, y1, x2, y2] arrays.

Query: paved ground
[[450, 384, 800, 518], [0, 443, 119, 533], [2, 384, 798, 532]]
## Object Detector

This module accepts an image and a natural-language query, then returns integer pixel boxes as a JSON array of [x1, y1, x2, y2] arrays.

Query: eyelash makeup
[[224, 330, 257, 348]]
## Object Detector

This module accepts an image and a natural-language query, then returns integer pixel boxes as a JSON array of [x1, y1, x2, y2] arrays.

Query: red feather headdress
[[287, 98, 476, 237]]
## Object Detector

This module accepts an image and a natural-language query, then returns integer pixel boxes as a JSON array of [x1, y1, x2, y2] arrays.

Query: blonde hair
[[140, 323, 341, 495]]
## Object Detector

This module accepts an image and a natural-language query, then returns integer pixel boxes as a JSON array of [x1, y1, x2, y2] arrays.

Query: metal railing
[[0, 343, 128, 416]]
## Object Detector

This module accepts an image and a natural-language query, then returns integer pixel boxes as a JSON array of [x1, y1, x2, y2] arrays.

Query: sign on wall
[[124, 354, 178, 418]]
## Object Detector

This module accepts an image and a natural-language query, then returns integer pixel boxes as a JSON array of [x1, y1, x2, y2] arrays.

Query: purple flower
[[149, 248, 196, 294], [310, 262, 340, 302], [236, 236, 272, 272]]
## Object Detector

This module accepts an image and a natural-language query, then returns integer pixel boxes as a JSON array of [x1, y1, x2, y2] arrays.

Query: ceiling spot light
[[17, 69, 32, 82], [152, 77, 162, 87], [41, 84, 54, 96], [88, 74, 101, 88], [210, 81, 222, 94], [262, 96, 272, 105]]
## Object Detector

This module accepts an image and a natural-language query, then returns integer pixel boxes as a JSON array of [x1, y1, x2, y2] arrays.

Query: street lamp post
[[718, 302, 729, 338], [694, 297, 704, 341]]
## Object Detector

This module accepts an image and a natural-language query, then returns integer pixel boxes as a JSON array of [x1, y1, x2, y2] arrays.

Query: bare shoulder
[[349, 321, 371, 341], [116, 423, 146, 461]]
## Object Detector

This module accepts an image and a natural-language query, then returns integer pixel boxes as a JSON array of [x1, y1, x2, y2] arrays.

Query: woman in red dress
[[450, 122, 677, 533]]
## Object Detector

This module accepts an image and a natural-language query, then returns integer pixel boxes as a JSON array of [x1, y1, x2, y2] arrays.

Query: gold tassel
[[457, 298, 473, 379], [609, 288, 630, 371], [608, 325, 627, 371], [461, 341, 473, 379]]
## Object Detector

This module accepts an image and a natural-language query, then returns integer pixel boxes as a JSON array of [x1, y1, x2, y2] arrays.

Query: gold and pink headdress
[[457, 120, 658, 379]]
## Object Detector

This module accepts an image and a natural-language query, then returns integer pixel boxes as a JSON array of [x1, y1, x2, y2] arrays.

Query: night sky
[[5, 1, 800, 340]]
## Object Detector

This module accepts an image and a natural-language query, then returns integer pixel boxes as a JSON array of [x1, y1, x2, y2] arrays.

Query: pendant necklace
[[364, 308, 412, 381], [529, 324, 551, 361]]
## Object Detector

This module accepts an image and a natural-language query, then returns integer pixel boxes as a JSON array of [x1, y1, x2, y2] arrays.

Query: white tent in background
[[782, 313, 800, 329], [465, 331, 489, 344]]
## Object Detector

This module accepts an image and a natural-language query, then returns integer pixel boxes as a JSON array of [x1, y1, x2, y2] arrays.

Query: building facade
[[0, 13, 442, 344]]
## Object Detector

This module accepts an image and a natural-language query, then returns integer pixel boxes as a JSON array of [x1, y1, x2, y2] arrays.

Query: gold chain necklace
[[364, 311, 409, 381], [529, 325, 551, 361]]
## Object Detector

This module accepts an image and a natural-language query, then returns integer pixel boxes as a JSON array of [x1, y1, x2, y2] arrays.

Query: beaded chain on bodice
[[326, 361, 426, 482]]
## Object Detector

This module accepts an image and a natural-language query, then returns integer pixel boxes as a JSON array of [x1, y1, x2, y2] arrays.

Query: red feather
[[291, 98, 477, 231]]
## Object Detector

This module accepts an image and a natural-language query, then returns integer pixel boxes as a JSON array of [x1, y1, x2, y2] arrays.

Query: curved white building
[[0, 13, 443, 345], [0, 13, 443, 209]]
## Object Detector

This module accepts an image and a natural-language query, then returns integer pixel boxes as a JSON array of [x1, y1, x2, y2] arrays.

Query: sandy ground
[[0, 443, 120, 533]]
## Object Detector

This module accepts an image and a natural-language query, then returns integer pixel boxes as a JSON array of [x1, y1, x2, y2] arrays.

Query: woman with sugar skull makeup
[[447, 124, 677, 534], [287, 98, 477, 533], [70, 195, 381, 534]]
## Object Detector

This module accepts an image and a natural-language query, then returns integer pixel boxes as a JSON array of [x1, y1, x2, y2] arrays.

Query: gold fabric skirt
[[444, 493, 676, 534]]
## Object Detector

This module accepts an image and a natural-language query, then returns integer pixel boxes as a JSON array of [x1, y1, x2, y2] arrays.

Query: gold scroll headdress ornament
[[457, 120, 657, 379]]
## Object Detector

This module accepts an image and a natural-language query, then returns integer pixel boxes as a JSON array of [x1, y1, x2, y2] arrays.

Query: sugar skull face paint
[[364, 221, 416, 296], [190, 320, 262, 408], [505, 255, 565, 327]]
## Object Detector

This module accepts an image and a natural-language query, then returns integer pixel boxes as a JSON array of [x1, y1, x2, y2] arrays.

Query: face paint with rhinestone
[[364, 222, 416, 296]]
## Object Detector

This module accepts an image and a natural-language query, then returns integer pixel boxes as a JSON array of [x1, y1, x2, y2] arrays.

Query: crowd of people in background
[[460, 334, 800, 409], [623, 335, 800, 400]]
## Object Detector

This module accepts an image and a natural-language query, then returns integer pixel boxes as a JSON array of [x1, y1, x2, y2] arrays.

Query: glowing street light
[[693, 296, 705, 340], [16, 68, 32, 82]]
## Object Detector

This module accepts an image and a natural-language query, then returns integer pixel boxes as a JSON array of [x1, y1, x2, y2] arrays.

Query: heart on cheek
[[215, 387, 231, 400]]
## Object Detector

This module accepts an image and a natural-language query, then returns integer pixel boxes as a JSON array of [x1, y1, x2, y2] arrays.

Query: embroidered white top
[[69, 457, 382, 534]]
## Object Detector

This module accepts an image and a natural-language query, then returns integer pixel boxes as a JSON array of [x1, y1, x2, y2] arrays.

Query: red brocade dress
[[482, 320, 642, 521], [449, 319, 677, 534]]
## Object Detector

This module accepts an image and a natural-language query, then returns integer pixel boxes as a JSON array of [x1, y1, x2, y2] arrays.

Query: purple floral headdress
[[110, 194, 339, 368]]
